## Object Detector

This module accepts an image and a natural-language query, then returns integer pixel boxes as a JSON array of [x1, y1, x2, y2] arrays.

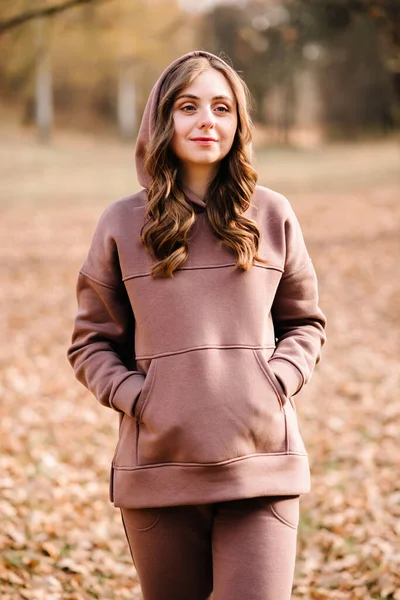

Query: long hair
[[141, 55, 268, 278]]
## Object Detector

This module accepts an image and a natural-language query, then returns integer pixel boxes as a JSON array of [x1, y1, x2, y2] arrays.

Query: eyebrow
[[175, 94, 234, 102]]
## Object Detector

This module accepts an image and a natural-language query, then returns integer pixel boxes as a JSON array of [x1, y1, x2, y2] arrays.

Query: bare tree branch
[[0, 0, 112, 35]]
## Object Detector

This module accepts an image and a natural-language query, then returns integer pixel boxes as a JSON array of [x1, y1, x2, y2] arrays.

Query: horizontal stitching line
[[114, 452, 308, 470], [122, 263, 283, 281], [136, 344, 276, 360]]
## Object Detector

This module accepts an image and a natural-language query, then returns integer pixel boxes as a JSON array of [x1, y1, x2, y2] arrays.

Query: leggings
[[120, 495, 299, 600]]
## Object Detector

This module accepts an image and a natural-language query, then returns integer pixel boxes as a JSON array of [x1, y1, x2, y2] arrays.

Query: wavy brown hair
[[141, 54, 268, 278]]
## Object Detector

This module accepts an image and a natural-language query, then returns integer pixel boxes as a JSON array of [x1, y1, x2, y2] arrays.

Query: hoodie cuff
[[111, 372, 146, 416], [268, 358, 303, 399]]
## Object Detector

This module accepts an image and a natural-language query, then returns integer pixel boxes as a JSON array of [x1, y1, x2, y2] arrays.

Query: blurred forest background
[[0, 0, 399, 142], [1, 1, 400, 600]]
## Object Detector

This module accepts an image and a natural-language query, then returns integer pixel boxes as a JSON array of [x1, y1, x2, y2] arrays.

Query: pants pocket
[[122, 507, 161, 532], [269, 495, 300, 530]]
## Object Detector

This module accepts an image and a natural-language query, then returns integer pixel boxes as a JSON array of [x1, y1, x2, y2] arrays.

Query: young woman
[[68, 51, 326, 600]]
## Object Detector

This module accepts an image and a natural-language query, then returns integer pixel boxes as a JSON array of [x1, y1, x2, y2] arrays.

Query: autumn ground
[[0, 124, 399, 600]]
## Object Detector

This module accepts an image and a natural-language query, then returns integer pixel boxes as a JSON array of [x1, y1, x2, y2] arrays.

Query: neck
[[179, 164, 218, 201]]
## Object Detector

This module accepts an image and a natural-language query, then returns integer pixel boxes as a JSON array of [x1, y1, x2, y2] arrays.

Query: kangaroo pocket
[[124, 347, 297, 466]]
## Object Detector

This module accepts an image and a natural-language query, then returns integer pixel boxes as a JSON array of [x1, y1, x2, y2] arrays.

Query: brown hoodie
[[68, 51, 326, 508]]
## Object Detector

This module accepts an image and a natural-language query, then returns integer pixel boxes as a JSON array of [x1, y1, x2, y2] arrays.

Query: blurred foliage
[[1, 132, 400, 598], [0, 0, 195, 131], [0, 0, 399, 138], [198, 0, 399, 137], [0, 0, 105, 34]]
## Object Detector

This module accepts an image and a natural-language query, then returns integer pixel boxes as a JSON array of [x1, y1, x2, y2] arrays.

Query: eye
[[180, 104, 196, 113], [214, 105, 229, 114]]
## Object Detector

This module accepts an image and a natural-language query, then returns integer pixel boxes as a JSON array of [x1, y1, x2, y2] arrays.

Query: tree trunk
[[281, 70, 295, 145], [117, 58, 136, 141], [34, 18, 53, 143]]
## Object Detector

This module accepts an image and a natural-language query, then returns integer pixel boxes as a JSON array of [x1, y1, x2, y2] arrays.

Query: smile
[[191, 137, 218, 145]]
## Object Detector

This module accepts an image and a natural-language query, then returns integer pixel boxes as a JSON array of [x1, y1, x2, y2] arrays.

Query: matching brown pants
[[120, 495, 299, 600]]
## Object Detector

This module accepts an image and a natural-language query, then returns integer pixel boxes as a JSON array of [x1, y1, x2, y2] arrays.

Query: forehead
[[179, 68, 235, 102]]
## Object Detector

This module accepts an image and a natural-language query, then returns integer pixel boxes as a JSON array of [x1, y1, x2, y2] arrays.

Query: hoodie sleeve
[[67, 206, 145, 416], [268, 197, 326, 399]]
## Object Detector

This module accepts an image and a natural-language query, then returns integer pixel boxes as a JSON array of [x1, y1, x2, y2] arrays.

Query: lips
[[191, 137, 218, 142]]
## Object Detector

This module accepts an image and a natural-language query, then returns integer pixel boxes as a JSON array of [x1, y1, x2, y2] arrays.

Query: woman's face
[[170, 68, 238, 172]]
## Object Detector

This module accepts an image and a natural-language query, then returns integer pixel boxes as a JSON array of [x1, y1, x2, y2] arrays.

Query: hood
[[135, 51, 236, 210]]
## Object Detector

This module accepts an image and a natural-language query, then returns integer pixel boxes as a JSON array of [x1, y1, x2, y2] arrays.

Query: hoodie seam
[[281, 259, 311, 281], [135, 344, 276, 360], [122, 263, 283, 281], [113, 451, 308, 470], [80, 269, 116, 290]]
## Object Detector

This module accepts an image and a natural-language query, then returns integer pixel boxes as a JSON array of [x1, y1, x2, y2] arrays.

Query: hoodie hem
[[111, 453, 310, 508]]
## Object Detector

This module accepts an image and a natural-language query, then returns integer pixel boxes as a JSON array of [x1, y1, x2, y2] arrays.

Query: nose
[[197, 106, 216, 129]]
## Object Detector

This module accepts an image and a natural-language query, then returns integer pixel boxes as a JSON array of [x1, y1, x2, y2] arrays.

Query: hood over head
[[135, 51, 240, 210]]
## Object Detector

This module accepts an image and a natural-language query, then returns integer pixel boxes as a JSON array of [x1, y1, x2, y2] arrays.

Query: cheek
[[170, 121, 181, 155], [171, 119, 188, 150], [224, 119, 238, 147], [172, 114, 187, 138]]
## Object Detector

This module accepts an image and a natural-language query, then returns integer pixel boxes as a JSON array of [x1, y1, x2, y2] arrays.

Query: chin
[[191, 153, 224, 165]]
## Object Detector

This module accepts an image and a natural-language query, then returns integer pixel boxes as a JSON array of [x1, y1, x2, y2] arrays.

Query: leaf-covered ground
[[1, 127, 399, 599]]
